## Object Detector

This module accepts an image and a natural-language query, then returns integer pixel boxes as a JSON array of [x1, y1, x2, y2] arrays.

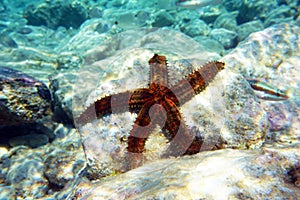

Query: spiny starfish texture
[[77, 54, 225, 169]]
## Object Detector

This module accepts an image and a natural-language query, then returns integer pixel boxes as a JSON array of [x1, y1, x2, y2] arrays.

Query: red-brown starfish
[[76, 54, 225, 169]]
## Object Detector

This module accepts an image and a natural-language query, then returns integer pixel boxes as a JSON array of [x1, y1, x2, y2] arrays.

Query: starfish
[[76, 54, 225, 169]]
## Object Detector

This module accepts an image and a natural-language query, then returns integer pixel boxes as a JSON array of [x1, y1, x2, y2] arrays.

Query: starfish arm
[[127, 99, 156, 153], [170, 61, 225, 105], [186, 61, 225, 94], [128, 88, 153, 114], [161, 98, 202, 157], [127, 99, 159, 169], [168, 80, 196, 105], [161, 98, 182, 140], [149, 54, 168, 86], [76, 91, 133, 125]]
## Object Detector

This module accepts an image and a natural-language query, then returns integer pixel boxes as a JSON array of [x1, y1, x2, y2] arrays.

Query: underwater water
[[0, 0, 299, 199]]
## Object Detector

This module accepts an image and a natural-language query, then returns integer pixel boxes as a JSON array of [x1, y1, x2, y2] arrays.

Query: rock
[[152, 10, 174, 27], [237, 20, 264, 41], [0, 26, 68, 82], [0, 0, 6, 12], [155, 0, 178, 9], [92, 20, 109, 32], [8, 134, 49, 148], [180, 19, 211, 37], [289, 164, 300, 187], [264, 100, 299, 145], [23, 1, 89, 29], [264, 5, 296, 27], [0, 24, 78, 90], [0, 185, 15, 199], [0, 123, 54, 147], [267, 102, 293, 132], [57, 18, 109, 53], [88, 6, 103, 19], [174, 9, 201, 25], [46, 127, 85, 198], [5, 148, 48, 198], [0, 127, 85, 199], [285, 0, 299, 7], [222, 22, 300, 86], [223, 0, 243, 11], [0, 147, 8, 158], [236, 0, 278, 24], [193, 36, 225, 55], [111, 10, 151, 29], [48, 62, 87, 124], [198, 6, 224, 24], [107, 0, 127, 7], [0, 67, 52, 126], [209, 28, 238, 49], [222, 22, 300, 151], [213, 12, 238, 31], [134, 10, 151, 27], [44, 149, 85, 188], [72, 147, 300, 199], [0, 33, 18, 48]]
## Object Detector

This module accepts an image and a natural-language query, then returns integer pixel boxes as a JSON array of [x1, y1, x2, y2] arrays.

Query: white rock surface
[[74, 147, 300, 200]]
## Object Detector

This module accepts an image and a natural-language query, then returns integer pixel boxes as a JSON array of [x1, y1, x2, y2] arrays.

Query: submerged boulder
[[0, 66, 51, 126], [0, 67, 53, 147]]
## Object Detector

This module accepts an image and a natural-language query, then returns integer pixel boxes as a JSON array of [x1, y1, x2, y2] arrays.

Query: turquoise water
[[0, 0, 299, 199]]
